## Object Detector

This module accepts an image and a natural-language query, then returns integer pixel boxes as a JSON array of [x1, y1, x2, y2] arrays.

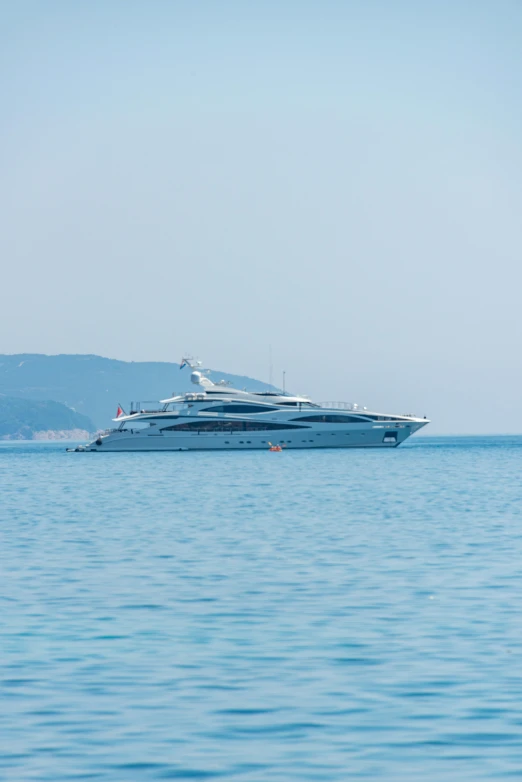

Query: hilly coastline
[[0, 354, 275, 434], [0, 395, 95, 440]]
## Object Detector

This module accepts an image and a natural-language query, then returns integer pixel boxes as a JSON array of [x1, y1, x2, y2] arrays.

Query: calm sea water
[[1, 436, 522, 780]]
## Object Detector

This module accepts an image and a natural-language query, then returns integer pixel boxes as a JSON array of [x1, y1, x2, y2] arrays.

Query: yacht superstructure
[[72, 359, 429, 452]]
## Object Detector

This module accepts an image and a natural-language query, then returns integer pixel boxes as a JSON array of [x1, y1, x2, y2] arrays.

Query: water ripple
[[1, 436, 522, 780]]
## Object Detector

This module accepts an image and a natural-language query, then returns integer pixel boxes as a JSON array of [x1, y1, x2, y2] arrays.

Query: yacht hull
[[79, 423, 427, 452]]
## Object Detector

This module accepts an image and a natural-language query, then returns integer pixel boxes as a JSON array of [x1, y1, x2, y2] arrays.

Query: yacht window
[[363, 414, 407, 422], [278, 401, 318, 408], [161, 420, 306, 432], [199, 404, 278, 414], [138, 416, 180, 422], [292, 414, 369, 424]]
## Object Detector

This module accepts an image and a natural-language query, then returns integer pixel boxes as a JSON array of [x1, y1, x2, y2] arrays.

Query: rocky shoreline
[[1, 429, 93, 441]]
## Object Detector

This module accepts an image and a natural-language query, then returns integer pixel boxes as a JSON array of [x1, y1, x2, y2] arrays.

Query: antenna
[[269, 344, 273, 388], [283, 370, 286, 393]]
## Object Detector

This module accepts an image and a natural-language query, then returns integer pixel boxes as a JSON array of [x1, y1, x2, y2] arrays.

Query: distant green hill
[[0, 354, 275, 429], [0, 395, 95, 439]]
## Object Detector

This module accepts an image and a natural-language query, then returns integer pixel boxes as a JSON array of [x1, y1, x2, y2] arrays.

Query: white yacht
[[71, 359, 429, 452]]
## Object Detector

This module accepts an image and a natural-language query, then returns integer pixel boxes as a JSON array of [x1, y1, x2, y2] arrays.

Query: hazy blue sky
[[2, 1, 522, 432]]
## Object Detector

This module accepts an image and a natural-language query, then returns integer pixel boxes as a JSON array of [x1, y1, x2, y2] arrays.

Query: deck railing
[[129, 401, 163, 414], [319, 401, 358, 410]]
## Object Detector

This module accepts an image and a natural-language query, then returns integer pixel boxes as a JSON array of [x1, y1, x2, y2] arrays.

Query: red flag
[[116, 405, 124, 418]]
